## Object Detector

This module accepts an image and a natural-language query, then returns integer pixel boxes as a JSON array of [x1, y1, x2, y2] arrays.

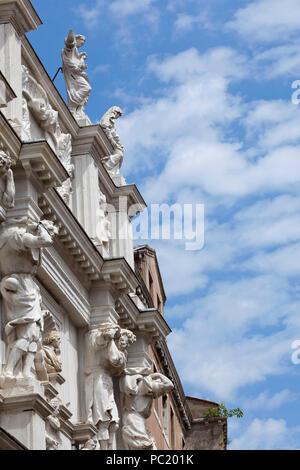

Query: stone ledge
[[20, 140, 69, 192], [0, 0, 42, 37]]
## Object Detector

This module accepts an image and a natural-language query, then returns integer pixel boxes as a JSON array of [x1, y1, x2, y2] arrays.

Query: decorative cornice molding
[[0, 0, 42, 37], [20, 141, 69, 191]]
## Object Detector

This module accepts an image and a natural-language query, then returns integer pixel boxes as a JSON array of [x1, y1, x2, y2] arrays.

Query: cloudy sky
[[29, 0, 300, 450]]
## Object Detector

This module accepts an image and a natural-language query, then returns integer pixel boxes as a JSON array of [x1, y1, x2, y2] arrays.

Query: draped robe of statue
[[0, 219, 58, 381], [120, 368, 174, 450], [85, 325, 135, 450], [62, 30, 91, 119]]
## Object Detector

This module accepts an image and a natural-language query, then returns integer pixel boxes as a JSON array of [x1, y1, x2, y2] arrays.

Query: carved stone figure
[[0, 218, 59, 384], [95, 191, 111, 248], [85, 324, 136, 450], [100, 106, 124, 175], [81, 438, 98, 450], [62, 30, 92, 120], [42, 330, 62, 375], [57, 132, 74, 205], [46, 435, 59, 450], [0, 150, 15, 210], [22, 66, 73, 178], [120, 368, 174, 450]]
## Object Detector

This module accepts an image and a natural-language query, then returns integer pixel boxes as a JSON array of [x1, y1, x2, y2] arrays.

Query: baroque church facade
[[0, 0, 226, 451]]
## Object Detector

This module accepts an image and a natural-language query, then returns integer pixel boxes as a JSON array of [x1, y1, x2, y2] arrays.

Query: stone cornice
[[137, 308, 172, 340], [71, 422, 98, 446], [20, 140, 69, 191], [0, 71, 16, 108], [99, 257, 140, 296], [39, 188, 104, 282], [0, 0, 42, 37], [72, 124, 112, 162], [116, 294, 172, 341], [0, 393, 54, 419]]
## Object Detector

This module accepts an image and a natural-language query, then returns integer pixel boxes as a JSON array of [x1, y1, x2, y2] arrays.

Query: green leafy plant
[[203, 401, 244, 419]]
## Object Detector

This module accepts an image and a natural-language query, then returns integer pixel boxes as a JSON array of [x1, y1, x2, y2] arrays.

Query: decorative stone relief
[[94, 190, 111, 249], [45, 397, 61, 450], [0, 217, 59, 387], [120, 368, 174, 450], [85, 324, 136, 450], [42, 330, 62, 375], [22, 65, 73, 203], [61, 30, 92, 121], [0, 149, 15, 210], [100, 106, 124, 176], [81, 438, 98, 450]]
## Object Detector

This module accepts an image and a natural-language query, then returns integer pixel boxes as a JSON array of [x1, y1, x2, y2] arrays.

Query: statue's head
[[112, 106, 123, 119], [43, 330, 61, 349], [0, 150, 12, 175], [41, 219, 60, 237], [117, 329, 136, 351], [75, 34, 86, 48]]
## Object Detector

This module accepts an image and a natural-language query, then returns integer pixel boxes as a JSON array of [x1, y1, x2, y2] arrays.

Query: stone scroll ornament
[[0, 150, 15, 210], [62, 30, 92, 120], [100, 106, 124, 175], [85, 324, 136, 450], [0, 218, 59, 387], [120, 368, 174, 450]]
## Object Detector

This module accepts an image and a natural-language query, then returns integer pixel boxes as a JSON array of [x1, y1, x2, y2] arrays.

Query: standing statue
[[0, 150, 15, 210], [0, 218, 59, 384], [62, 30, 92, 120], [85, 323, 136, 450], [100, 106, 124, 175], [95, 191, 111, 249], [120, 368, 174, 450]]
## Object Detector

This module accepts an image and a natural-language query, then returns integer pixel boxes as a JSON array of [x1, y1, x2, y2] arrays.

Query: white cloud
[[227, 0, 300, 43], [245, 389, 298, 412], [109, 0, 155, 16], [74, 0, 103, 29], [230, 418, 299, 450], [174, 12, 211, 32], [254, 43, 300, 78], [119, 44, 300, 403]]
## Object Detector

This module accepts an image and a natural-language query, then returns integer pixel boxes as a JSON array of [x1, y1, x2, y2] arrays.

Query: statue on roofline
[[62, 29, 92, 121], [100, 106, 124, 175]]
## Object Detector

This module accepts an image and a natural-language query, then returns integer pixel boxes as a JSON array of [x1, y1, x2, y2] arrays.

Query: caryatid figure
[[120, 368, 174, 450], [100, 106, 124, 175], [62, 30, 92, 119], [0, 218, 59, 383], [85, 324, 136, 450], [0, 150, 15, 210]]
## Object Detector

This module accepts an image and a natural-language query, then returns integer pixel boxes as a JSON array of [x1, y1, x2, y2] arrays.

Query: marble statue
[[120, 368, 174, 450], [0, 218, 59, 384], [85, 324, 136, 450], [62, 30, 92, 120], [81, 438, 98, 451], [95, 191, 111, 248], [42, 330, 62, 375], [0, 150, 15, 210], [22, 66, 73, 180], [100, 106, 124, 175]]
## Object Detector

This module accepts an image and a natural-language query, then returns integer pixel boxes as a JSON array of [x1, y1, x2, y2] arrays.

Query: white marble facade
[[0, 0, 173, 451]]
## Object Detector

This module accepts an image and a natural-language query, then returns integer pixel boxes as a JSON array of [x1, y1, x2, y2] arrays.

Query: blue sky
[[29, 0, 300, 450]]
